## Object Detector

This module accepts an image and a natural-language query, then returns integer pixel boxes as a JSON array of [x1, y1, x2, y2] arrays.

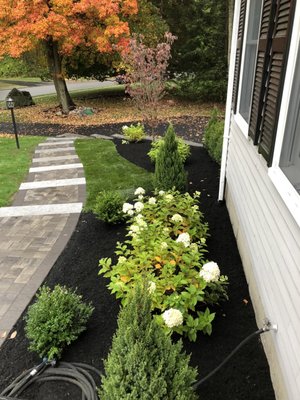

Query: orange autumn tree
[[0, 0, 138, 113]]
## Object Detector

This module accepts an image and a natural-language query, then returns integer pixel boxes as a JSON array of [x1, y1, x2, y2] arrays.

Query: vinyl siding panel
[[225, 118, 300, 399]]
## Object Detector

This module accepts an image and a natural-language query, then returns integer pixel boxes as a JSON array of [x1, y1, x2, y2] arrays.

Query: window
[[238, 0, 263, 123], [279, 50, 300, 193]]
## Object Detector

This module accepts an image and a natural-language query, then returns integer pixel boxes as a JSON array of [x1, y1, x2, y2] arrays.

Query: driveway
[[0, 79, 118, 101]]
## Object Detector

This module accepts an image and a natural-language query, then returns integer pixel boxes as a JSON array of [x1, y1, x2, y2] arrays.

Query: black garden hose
[[1, 360, 101, 400]]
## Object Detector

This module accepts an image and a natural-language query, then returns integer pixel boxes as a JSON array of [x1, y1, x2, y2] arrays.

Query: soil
[[0, 130, 275, 400]]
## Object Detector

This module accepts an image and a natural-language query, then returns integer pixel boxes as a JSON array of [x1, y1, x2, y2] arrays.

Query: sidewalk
[[0, 136, 86, 346]]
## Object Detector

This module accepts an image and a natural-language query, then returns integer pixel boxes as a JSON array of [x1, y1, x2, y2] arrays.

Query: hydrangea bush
[[99, 188, 228, 341]]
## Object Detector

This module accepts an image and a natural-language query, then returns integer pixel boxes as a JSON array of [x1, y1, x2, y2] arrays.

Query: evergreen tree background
[[154, 124, 187, 192], [99, 285, 198, 400]]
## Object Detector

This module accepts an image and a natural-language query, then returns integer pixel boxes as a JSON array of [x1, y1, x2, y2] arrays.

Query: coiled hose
[[0, 360, 101, 400]]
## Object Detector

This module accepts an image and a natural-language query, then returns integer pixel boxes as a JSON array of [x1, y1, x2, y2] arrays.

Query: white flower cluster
[[134, 201, 144, 213], [122, 202, 134, 216], [158, 190, 165, 196], [148, 197, 156, 205], [134, 187, 145, 195], [148, 281, 156, 294], [162, 308, 183, 328], [160, 242, 168, 250], [176, 232, 190, 247], [199, 262, 220, 283], [171, 213, 183, 223], [164, 194, 174, 202]]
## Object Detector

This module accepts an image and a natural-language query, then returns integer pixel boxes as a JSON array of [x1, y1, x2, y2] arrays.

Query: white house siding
[[225, 118, 300, 399]]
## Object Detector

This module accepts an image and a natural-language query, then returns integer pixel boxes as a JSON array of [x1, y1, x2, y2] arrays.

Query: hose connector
[[262, 318, 278, 332]]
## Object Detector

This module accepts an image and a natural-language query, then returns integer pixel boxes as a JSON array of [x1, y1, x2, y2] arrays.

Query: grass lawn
[[75, 139, 153, 211], [0, 135, 45, 207]]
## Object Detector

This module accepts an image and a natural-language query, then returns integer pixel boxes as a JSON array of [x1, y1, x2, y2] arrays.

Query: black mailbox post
[[6, 97, 20, 149]]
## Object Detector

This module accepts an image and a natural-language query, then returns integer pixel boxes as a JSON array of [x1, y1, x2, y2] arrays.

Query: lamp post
[[6, 97, 20, 149]]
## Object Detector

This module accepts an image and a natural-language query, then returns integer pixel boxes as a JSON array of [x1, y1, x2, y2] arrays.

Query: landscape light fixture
[[6, 97, 20, 149]]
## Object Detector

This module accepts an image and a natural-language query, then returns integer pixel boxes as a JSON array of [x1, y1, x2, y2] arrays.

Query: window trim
[[234, 0, 263, 138], [269, 2, 300, 227]]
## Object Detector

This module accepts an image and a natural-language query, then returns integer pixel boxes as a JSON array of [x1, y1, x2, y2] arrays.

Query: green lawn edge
[[75, 139, 153, 211]]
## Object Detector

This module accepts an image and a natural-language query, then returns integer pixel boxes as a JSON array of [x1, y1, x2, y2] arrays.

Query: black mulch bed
[[0, 136, 275, 400], [0, 115, 207, 143]]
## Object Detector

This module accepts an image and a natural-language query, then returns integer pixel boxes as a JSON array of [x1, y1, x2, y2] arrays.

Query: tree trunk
[[45, 39, 75, 114]]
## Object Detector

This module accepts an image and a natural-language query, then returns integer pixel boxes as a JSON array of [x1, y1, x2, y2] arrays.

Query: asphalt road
[[0, 79, 118, 101]]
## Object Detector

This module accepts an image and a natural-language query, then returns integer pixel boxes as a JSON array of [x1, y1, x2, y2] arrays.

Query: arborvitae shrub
[[154, 124, 187, 191], [99, 285, 198, 400], [203, 109, 224, 164]]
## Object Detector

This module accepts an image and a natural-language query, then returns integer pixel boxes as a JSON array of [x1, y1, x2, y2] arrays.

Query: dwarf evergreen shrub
[[148, 136, 191, 163], [154, 124, 187, 191], [24, 285, 94, 360], [203, 109, 224, 164], [99, 285, 198, 400]]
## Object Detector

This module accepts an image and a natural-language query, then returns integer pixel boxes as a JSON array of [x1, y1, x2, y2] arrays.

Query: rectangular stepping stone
[[38, 141, 74, 146], [19, 178, 85, 190], [35, 147, 75, 154], [32, 155, 79, 163], [0, 203, 83, 217], [29, 163, 83, 172]]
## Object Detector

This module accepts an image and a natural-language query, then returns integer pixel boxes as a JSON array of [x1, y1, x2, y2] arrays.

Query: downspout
[[218, 0, 242, 201]]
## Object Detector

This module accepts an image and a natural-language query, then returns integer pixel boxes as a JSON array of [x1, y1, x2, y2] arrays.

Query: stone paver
[[0, 137, 86, 346]]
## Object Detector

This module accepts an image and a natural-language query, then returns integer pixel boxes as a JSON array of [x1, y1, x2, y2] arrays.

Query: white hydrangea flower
[[129, 224, 140, 233], [163, 227, 169, 234], [135, 217, 147, 228], [122, 202, 133, 214], [160, 242, 168, 250], [148, 281, 156, 294], [162, 308, 183, 328], [148, 197, 156, 205], [127, 209, 134, 216], [138, 195, 144, 200], [134, 187, 145, 195], [158, 190, 165, 196], [134, 201, 144, 212], [122, 125, 129, 130], [171, 213, 183, 223], [118, 256, 126, 264], [164, 194, 174, 202], [176, 232, 191, 247], [199, 262, 220, 282]]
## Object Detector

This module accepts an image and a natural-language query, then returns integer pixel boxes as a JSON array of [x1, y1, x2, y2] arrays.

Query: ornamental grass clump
[[154, 124, 187, 192], [24, 285, 94, 360], [99, 285, 199, 400], [99, 189, 228, 341]]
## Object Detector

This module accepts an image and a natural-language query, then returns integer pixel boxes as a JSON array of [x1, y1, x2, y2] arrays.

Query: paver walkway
[[0, 136, 86, 346]]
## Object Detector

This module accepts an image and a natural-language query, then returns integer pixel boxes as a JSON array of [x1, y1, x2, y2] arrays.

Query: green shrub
[[148, 136, 191, 163], [122, 122, 146, 142], [24, 285, 94, 360], [154, 124, 187, 192], [99, 189, 228, 341], [99, 285, 199, 400], [93, 190, 125, 224], [168, 77, 227, 103], [203, 109, 224, 164]]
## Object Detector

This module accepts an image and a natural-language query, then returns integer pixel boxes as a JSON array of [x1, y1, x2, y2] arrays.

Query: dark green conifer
[[154, 123, 187, 191], [99, 286, 198, 400]]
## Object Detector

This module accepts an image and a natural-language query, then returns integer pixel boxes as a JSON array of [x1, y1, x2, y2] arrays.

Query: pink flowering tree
[[123, 32, 176, 131]]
